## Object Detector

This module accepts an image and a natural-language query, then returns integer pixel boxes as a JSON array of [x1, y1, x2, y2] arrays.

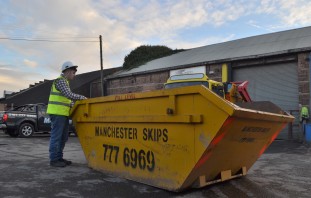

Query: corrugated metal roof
[[112, 26, 311, 78]]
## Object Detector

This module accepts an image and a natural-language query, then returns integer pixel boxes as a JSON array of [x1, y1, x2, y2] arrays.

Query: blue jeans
[[49, 115, 69, 162]]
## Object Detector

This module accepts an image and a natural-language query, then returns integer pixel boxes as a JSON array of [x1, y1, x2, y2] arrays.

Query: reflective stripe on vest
[[47, 76, 71, 116]]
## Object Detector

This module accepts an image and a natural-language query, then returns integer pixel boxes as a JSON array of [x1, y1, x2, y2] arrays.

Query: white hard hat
[[61, 61, 78, 72]]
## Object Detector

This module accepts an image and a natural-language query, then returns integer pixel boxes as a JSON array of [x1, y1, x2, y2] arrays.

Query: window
[[170, 73, 205, 81], [165, 81, 209, 89], [38, 105, 47, 116], [14, 105, 34, 112]]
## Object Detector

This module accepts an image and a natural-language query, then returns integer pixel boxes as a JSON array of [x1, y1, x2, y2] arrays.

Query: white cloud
[[0, 75, 22, 87], [0, 0, 260, 74], [24, 59, 37, 68], [253, 0, 311, 29], [0, 65, 16, 71], [279, 1, 311, 26], [256, 0, 278, 14], [1, 0, 311, 98], [0, 68, 44, 95], [165, 34, 236, 50]]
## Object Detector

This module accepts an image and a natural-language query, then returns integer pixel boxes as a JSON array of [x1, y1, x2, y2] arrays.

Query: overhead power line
[[0, 37, 98, 42]]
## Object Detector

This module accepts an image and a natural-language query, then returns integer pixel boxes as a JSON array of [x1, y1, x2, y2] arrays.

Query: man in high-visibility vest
[[299, 105, 310, 143], [300, 106, 309, 123], [47, 61, 87, 167]]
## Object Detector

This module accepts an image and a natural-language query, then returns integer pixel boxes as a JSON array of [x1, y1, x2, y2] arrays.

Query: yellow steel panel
[[77, 122, 197, 190]]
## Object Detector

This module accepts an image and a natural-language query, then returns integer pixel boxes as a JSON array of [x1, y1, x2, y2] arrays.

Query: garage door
[[233, 62, 299, 139]]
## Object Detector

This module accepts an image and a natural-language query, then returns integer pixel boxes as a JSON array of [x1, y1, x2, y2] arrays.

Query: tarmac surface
[[0, 130, 311, 198]]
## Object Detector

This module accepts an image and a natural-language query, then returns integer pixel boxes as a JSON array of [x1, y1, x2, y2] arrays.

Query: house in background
[[0, 67, 121, 109]]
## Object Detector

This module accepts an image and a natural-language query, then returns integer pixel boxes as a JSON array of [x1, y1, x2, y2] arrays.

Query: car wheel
[[19, 123, 34, 138], [7, 129, 19, 137]]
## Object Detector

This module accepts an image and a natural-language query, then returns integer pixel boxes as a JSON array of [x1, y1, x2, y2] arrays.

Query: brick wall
[[0, 103, 5, 111], [106, 64, 224, 95], [297, 53, 310, 106], [106, 71, 170, 95], [106, 55, 309, 106]]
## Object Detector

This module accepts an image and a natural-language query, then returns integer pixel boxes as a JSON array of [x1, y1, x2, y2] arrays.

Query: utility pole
[[99, 35, 104, 96]]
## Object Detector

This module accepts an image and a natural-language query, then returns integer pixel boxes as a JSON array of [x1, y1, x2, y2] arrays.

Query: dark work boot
[[60, 158, 72, 165], [50, 160, 66, 167]]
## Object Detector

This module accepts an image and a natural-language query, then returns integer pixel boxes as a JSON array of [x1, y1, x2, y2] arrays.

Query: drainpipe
[[221, 63, 232, 82]]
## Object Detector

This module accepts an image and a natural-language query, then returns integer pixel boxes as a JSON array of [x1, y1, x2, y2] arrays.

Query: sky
[[1, 0, 311, 98]]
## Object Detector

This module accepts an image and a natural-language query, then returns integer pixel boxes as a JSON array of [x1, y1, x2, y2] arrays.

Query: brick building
[[103, 26, 311, 140]]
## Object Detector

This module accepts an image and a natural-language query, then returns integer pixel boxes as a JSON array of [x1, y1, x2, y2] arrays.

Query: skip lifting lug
[[167, 108, 174, 115]]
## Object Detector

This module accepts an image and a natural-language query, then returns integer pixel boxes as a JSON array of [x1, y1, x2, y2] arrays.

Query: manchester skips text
[[95, 126, 168, 142]]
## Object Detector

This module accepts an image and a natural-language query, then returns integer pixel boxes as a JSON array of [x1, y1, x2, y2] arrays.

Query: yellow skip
[[70, 85, 294, 192]]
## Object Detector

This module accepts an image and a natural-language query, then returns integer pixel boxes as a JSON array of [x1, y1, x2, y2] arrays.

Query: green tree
[[123, 45, 185, 70]]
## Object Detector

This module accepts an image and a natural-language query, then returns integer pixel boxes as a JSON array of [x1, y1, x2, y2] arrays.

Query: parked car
[[0, 111, 6, 130], [1, 103, 75, 137]]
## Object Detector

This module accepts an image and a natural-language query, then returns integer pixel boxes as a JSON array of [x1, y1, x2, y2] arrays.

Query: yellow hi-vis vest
[[47, 76, 71, 116], [300, 106, 309, 122]]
